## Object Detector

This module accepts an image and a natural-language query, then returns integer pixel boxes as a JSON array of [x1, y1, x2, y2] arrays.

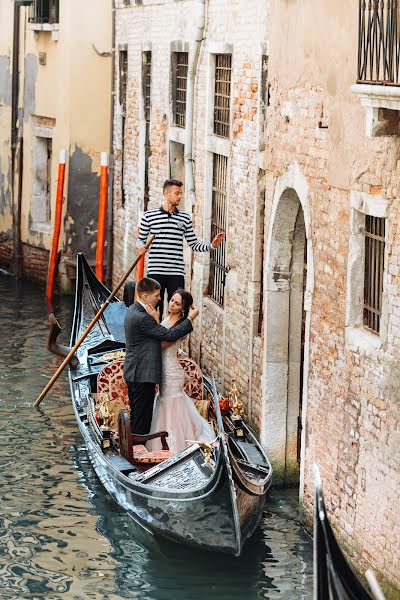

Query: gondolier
[[136, 179, 224, 315]]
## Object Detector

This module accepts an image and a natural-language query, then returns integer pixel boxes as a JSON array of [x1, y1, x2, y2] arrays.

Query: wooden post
[[96, 152, 108, 282], [46, 149, 66, 306]]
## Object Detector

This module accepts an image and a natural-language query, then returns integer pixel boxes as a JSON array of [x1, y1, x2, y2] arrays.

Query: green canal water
[[0, 270, 313, 599]]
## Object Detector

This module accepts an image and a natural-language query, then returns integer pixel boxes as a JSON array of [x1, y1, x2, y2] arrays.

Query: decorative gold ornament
[[228, 380, 243, 421]]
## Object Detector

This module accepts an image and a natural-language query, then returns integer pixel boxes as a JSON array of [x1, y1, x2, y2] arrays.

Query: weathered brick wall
[[0, 233, 13, 270], [113, 0, 267, 417], [113, 0, 399, 594], [21, 243, 49, 284], [264, 1, 400, 594], [0, 238, 49, 285]]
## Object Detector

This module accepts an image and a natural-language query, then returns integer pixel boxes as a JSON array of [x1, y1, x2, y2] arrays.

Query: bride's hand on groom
[[146, 304, 160, 323], [188, 306, 199, 322]]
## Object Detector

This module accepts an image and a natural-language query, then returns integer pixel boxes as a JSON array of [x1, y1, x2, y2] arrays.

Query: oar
[[33, 235, 155, 408]]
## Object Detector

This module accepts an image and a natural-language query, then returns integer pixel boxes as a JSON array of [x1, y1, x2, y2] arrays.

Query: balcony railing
[[358, 0, 400, 85], [29, 0, 59, 24]]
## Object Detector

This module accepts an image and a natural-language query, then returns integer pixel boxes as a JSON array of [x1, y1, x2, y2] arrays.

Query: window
[[209, 154, 228, 305], [169, 141, 184, 183], [171, 52, 188, 128], [29, 0, 59, 24], [346, 191, 389, 352], [32, 135, 52, 226], [142, 51, 152, 210], [214, 54, 232, 138], [119, 50, 128, 206], [363, 215, 385, 334], [143, 51, 152, 125]]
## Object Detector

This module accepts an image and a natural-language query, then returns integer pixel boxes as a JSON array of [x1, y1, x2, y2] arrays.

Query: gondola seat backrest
[[97, 359, 130, 425], [177, 352, 211, 420]]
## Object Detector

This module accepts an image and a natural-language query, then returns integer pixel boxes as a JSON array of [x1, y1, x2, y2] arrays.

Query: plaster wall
[[0, 0, 111, 280], [0, 0, 16, 263]]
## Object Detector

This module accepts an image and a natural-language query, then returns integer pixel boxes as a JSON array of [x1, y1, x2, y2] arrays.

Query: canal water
[[0, 270, 313, 600]]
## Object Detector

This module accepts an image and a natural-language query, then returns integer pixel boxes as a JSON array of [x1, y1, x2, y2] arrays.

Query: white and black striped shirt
[[136, 207, 211, 276]]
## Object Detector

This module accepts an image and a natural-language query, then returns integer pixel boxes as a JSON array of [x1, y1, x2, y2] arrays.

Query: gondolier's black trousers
[[127, 382, 156, 435], [148, 274, 184, 319]]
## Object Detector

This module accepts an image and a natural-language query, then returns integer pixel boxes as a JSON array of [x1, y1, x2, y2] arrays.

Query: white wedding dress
[[148, 321, 214, 453]]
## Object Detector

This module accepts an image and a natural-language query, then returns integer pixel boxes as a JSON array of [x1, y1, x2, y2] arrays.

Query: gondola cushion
[[177, 353, 211, 419], [97, 359, 130, 415], [132, 444, 173, 464]]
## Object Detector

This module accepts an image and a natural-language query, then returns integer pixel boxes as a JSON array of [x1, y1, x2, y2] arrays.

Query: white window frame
[[345, 191, 389, 354]]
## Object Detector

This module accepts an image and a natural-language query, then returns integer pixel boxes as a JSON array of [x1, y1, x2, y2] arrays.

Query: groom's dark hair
[[136, 277, 161, 296]]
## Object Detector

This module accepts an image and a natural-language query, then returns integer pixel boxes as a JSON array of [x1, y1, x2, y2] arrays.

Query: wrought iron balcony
[[358, 0, 400, 85], [29, 0, 59, 24]]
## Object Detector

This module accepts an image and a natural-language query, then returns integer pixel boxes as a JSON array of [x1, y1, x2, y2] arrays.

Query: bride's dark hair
[[171, 289, 193, 326]]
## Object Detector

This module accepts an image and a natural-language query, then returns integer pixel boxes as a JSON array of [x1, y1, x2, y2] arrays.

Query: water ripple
[[0, 271, 313, 599]]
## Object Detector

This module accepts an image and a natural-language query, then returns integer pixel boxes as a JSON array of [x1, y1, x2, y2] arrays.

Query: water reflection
[[0, 271, 313, 599]]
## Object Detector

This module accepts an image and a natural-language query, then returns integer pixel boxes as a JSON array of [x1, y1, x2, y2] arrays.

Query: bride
[[146, 289, 215, 453]]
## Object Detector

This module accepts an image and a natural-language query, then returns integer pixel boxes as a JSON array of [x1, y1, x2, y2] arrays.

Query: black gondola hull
[[66, 254, 272, 555]]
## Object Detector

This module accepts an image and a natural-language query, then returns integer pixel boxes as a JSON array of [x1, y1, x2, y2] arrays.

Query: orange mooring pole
[[135, 221, 145, 300], [46, 149, 66, 307], [96, 152, 108, 282]]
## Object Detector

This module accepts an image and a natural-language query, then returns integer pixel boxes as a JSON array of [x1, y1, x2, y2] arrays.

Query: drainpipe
[[185, 0, 205, 358], [105, 0, 116, 289], [184, 0, 206, 207], [11, 1, 21, 277], [11, 1, 32, 278]]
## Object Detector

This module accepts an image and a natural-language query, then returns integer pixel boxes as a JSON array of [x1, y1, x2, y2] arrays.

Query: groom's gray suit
[[124, 301, 193, 434]]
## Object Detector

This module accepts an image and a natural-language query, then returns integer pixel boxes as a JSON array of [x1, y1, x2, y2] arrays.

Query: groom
[[124, 276, 198, 435]]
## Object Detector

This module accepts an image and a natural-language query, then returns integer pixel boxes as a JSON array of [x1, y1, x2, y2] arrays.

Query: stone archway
[[261, 164, 313, 492]]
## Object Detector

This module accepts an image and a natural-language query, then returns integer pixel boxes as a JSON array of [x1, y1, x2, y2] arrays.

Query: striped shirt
[[136, 207, 211, 276]]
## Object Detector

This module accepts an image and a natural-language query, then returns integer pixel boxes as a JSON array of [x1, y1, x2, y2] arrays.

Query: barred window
[[29, 0, 59, 24], [142, 51, 152, 210], [142, 51, 152, 124], [119, 51, 128, 116], [119, 50, 128, 206], [172, 52, 188, 128], [209, 154, 228, 306], [214, 54, 232, 138], [364, 215, 385, 334]]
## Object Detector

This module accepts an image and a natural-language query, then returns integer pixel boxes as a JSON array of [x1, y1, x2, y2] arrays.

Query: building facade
[[112, 0, 399, 594], [0, 0, 111, 286]]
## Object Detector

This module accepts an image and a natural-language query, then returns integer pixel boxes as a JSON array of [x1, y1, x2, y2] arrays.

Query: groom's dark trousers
[[127, 382, 156, 435], [124, 301, 193, 435]]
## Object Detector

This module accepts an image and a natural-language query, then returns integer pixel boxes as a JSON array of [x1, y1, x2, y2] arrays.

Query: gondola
[[62, 253, 272, 556], [313, 468, 385, 600]]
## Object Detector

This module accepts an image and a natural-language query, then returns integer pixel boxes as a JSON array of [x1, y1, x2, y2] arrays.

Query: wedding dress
[[148, 322, 214, 453]]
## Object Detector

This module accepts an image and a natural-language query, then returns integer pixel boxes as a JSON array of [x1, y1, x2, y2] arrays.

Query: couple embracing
[[123, 277, 214, 452]]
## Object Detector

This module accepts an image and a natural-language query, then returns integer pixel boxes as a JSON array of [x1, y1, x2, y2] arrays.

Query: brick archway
[[261, 163, 313, 493]]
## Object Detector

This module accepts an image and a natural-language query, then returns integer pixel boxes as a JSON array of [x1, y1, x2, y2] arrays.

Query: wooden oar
[[34, 235, 155, 407]]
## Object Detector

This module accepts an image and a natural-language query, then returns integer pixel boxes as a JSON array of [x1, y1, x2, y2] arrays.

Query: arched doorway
[[261, 171, 313, 492]]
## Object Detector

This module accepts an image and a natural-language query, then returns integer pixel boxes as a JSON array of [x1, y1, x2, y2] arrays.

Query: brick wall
[[21, 243, 49, 284], [112, 0, 399, 594], [0, 233, 13, 270]]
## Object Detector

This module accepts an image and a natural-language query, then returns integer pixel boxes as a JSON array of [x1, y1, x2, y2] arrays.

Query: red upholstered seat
[[97, 359, 130, 413], [131, 444, 173, 464], [177, 352, 204, 401], [177, 352, 211, 420]]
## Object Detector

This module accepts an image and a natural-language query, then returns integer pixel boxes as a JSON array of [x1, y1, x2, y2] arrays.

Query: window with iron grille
[[142, 51, 152, 210], [171, 52, 188, 128], [209, 154, 228, 306], [214, 54, 232, 138], [119, 51, 128, 116], [29, 0, 59, 24], [142, 51, 152, 124], [364, 215, 385, 334], [119, 50, 128, 206]]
